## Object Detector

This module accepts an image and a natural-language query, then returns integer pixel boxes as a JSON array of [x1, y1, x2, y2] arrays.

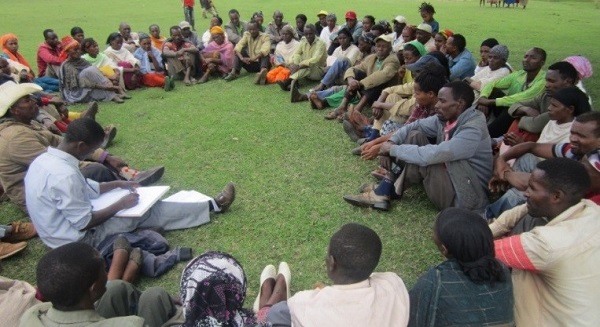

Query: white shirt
[[288, 272, 410, 327], [319, 25, 339, 49], [24, 147, 100, 248], [326, 44, 360, 67]]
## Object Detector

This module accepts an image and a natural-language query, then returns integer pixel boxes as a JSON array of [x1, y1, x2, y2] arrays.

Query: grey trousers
[[394, 130, 456, 210], [266, 301, 292, 327], [82, 199, 212, 248], [96, 280, 176, 327]]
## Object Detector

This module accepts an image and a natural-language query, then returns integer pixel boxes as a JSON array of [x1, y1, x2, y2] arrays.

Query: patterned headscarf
[[438, 29, 454, 40], [180, 251, 255, 327], [564, 56, 593, 80]]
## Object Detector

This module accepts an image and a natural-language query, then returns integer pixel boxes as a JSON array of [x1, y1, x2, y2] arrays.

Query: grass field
[[0, 0, 597, 299]]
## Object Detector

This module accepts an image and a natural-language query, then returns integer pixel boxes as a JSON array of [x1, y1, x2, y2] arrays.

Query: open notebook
[[91, 186, 171, 217]]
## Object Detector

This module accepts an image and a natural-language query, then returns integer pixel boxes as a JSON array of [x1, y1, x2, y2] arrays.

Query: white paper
[[162, 190, 212, 203], [91, 186, 171, 217]]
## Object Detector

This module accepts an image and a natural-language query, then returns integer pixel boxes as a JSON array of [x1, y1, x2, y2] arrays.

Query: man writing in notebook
[[24, 118, 236, 249]]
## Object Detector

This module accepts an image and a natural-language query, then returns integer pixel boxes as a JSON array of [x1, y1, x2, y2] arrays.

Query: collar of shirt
[[331, 278, 371, 290], [47, 147, 80, 168], [444, 120, 458, 141]]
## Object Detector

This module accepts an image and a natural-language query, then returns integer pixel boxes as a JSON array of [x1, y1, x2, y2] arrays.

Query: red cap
[[345, 11, 357, 20]]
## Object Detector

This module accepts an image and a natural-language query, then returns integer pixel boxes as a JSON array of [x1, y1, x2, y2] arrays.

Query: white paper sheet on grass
[[91, 186, 171, 217], [162, 190, 212, 203]]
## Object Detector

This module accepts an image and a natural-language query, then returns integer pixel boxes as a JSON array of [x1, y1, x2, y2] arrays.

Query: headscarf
[[489, 44, 509, 61], [180, 251, 256, 327], [59, 36, 80, 62], [210, 26, 225, 35], [405, 40, 426, 56], [280, 25, 294, 36], [564, 55, 593, 80], [438, 29, 454, 40], [0, 34, 32, 69]]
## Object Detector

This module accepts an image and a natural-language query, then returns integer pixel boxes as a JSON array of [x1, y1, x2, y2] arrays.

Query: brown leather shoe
[[80, 101, 99, 120], [1, 222, 37, 242], [0, 241, 27, 259], [255, 68, 268, 85], [343, 191, 390, 211], [290, 80, 307, 103], [131, 166, 165, 186], [214, 182, 236, 213]]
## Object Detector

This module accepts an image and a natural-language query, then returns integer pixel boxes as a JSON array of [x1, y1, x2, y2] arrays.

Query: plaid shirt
[[409, 259, 514, 327]]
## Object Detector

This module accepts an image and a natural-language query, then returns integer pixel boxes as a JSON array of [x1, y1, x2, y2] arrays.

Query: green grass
[[0, 0, 598, 301]]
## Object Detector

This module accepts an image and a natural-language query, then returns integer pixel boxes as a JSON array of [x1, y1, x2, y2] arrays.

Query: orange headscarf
[[0, 33, 32, 70], [210, 26, 225, 35], [59, 36, 80, 62]]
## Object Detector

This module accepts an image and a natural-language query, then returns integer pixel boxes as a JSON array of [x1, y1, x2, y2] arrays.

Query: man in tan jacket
[[0, 83, 163, 211], [224, 21, 271, 84], [325, 34, 400, 120], [276, 23, 327, 94]]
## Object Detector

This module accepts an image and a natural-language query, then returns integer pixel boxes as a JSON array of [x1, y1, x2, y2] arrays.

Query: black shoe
[[131, 166, 165, 186], [277, 79, 291, 91], [343, 120, 360, 142], [290, 80, 303, 102], [214, 182, 236, 212]]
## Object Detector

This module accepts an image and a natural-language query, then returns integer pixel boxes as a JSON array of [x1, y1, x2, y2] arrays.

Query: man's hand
[[478, 97, 494, 106], [503, 132, 524, 146], [241, 57, 251, 65], [288, 64, 299, 74], [372, 107, 383, 120], [379, 155, 392, 171], [347, 79, 361, 92], [493, 157, 511, 180], [379, 142, 393, 156], [116, 192, 140, 210], [105, 155, 128, 168], [360, 144, 380, 160], [488, 176, 510, 193]]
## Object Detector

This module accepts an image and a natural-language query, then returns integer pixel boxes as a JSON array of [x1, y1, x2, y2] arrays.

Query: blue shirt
[[447, 49, 476, 81], [133, 47, 164, 74], [24, 147, 100, 248]]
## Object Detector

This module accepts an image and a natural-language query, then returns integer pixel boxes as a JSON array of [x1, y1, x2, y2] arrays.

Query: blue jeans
[[321, 57, 351, 87], [312, 85, 345, 100]]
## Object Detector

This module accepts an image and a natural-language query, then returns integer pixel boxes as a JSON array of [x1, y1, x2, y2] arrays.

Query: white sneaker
[[253, 264, 276, 312], [278, 261, 292, 300]]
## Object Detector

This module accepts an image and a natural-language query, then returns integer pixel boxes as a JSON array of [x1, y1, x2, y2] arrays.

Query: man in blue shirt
[[445, 34, 475, 81]]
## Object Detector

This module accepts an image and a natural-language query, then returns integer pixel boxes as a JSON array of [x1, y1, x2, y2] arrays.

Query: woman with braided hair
[[408, 207, 514, 326]]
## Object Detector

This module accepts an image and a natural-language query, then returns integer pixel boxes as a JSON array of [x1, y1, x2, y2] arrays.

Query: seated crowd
[[0, 2, 599, 327]]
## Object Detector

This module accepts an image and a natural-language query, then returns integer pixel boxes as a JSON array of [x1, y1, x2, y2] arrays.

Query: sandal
[[324, 108, 344, 120]]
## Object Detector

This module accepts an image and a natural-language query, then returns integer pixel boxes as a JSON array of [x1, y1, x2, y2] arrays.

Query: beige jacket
[[234, 32, 271, 58], [343, 53, 400, 91], [0, 119, 104, 208]]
